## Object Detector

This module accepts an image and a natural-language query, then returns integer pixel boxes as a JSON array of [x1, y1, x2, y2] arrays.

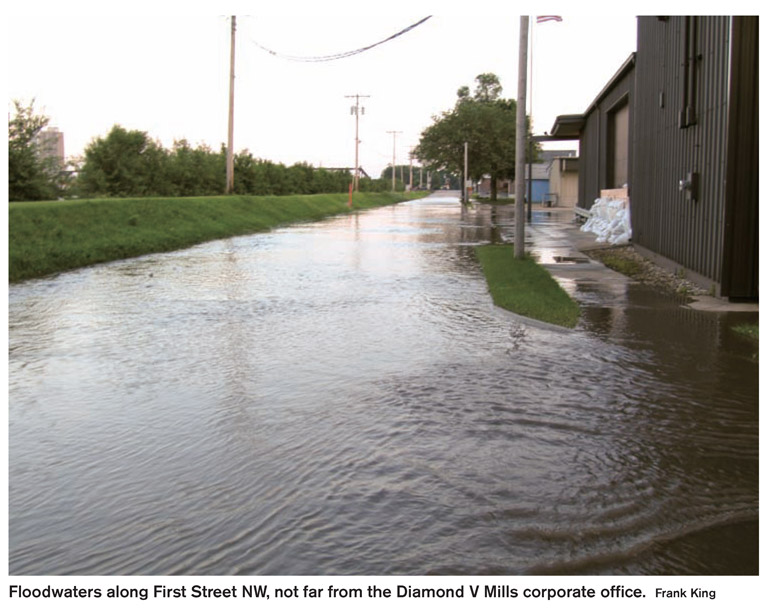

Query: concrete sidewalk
[[523, 208, 758, 314]]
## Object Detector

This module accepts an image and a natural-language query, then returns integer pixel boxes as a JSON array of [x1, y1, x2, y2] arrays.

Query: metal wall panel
[[630, 16, 732, 288], [578, 114, 598, 208]]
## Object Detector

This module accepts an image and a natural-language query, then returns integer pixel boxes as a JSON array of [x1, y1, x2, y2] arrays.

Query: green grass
[[9, 191, 426, 282], [476, 244, 581, 328], [732, 323, 759, 341], [473, 196, 516, 205], [732, 323, 759, 361], [593, 253, 646, 277]]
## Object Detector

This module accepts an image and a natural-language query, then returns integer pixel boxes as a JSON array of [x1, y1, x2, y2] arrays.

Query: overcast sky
[[5, 2, 734, 178]]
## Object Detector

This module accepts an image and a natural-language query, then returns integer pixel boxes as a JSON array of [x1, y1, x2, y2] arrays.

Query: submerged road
[[8, 192, 758, 575]]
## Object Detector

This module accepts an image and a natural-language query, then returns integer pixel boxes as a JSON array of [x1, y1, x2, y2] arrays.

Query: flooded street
[[8, 193, 758, 575]]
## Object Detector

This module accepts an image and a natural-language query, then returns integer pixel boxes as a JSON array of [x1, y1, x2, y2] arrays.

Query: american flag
[[536, 16, 563, 23]]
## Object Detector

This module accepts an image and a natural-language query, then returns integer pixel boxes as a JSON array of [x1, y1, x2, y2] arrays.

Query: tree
[[413, 110, 468, 182], [473, 72, 503, 102], [8, 100, 62, 201], [414, 73, 538, 201], [78, 125, 169, 197]]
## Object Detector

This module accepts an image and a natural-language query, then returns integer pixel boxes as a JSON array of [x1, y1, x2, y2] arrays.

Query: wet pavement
[[519, 206, 758, 314]]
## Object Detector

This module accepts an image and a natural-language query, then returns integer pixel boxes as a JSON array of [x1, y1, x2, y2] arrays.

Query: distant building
[[526, 149, 575, 205], [547, 155, 579, 207], [477, 176, 512, 198], [477, 149, 577, 202], [35, 127, 65, 165]]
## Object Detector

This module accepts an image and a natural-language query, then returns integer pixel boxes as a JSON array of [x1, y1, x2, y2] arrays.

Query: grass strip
[[590, 252, 646, 277], [9, 192, 425, 282], [732, 323, 759, 341], [476, 244, 580, 328], [732, 323, 759, 361]]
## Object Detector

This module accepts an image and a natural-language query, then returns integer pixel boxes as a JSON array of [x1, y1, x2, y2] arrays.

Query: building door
[[608, 102, 629, 189]]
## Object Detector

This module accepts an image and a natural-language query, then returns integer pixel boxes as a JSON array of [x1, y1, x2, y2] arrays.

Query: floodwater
[[8, 193, 758, 575]]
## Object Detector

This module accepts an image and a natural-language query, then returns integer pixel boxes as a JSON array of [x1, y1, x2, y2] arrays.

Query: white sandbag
[[581, 197, 631, 245]]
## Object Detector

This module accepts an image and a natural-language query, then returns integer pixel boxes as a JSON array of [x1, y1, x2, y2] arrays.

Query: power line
[[247, 16, 432, 62]]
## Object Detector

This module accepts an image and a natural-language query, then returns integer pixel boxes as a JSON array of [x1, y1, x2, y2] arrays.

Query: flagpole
[[528, 16, 563, 222], [529, 16, 534, 118]]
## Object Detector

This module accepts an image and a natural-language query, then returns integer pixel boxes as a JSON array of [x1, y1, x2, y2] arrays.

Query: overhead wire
[[245, 16, 432, 62]]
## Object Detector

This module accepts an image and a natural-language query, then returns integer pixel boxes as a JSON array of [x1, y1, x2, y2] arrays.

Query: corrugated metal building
[[631, 16, 757, 300], [549, 16, 758, 300], [580, 55, 636, 210]]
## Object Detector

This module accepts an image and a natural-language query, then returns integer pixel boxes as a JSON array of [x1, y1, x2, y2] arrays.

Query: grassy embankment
[[476, 244, 581, 328], [9, 191, 425, 282]]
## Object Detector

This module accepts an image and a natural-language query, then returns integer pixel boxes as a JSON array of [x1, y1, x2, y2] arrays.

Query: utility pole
[[514, 16, 529, 258], [527, 16, 535, 224], [408, 147, 414, 191], [225, 15, 236, 194], [346, 94, 370, 191], [387, 130, 401, 192]]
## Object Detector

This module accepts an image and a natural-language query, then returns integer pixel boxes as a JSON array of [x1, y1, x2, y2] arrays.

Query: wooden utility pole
[[346, 94, 370, 191], [514, 16, 529, 258], [225, 16, 236, 194]]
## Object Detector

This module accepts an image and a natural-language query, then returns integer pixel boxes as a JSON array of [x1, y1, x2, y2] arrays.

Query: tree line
[[76, 126, 359, 198], [7, 101, 398, 202], [11, 77, 535, 203]]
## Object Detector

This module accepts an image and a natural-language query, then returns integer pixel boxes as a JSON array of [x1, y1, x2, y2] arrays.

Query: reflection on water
[[8, 194, 758, 575]]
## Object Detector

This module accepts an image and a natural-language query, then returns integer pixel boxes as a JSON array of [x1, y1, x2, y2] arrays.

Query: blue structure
[[529, 178, 550, 203]]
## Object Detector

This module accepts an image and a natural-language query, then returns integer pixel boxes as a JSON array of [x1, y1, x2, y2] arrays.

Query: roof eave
[[583, 52, 637, 117]]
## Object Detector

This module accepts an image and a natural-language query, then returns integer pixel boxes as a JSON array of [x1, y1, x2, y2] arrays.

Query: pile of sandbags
[[580, 197, 631, 245]]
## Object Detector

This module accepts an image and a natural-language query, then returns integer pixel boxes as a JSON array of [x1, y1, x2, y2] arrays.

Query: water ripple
[[9, 197, 758, 575]]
